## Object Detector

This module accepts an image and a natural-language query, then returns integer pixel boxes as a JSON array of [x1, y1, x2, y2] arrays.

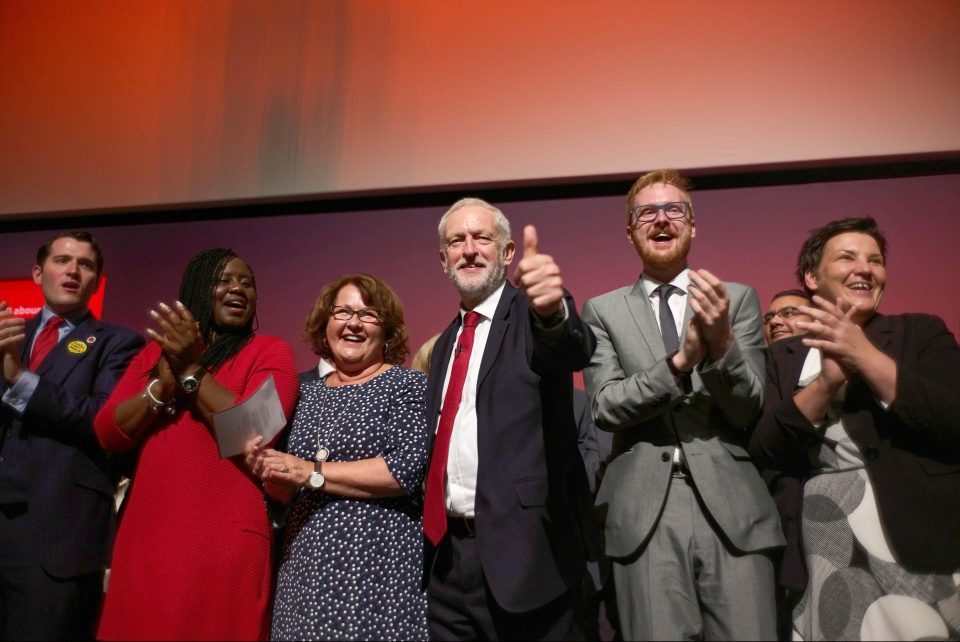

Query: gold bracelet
[[144, 379, 176, 415]]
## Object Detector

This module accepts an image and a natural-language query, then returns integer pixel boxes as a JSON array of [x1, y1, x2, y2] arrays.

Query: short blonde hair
[[411, 333, 441, 374]]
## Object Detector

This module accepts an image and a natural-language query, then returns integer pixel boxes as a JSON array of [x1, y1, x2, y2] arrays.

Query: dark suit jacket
[[749, 313, 960, 575], [425, 282, 598, 613], [0, 312, 143, 578]]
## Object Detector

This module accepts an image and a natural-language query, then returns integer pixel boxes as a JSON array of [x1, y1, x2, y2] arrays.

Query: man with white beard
[[422, 197, 598, 640]]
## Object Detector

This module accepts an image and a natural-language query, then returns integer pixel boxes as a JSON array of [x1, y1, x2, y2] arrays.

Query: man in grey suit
[[583, 169, 783, 640]]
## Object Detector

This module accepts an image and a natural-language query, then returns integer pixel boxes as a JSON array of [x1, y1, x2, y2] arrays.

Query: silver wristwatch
[[307, 460, 325, 490], [179, 368, 206, 394]]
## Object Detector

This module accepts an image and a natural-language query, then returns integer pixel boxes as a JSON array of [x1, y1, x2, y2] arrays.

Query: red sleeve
[[229, 336, 299, 447], [94, 343, 160, 453]]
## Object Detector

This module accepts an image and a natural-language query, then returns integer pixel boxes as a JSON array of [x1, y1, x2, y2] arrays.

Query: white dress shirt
[[2, 307, 81, 415], [641, 271, 690, 465], [436, 282, 506, 518]]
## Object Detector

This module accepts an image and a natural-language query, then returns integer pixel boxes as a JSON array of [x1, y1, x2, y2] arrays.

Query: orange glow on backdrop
[[1, 0, 958, 217]]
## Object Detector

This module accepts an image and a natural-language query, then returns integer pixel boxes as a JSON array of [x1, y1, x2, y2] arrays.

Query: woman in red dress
[[94, 249, 299, 640]]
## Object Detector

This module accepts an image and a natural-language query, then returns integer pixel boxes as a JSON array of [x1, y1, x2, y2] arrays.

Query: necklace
[[313, 365, 386, 462]]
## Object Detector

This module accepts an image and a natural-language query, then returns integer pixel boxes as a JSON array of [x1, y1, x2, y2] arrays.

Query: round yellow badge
[[67, 340, 88, 354]]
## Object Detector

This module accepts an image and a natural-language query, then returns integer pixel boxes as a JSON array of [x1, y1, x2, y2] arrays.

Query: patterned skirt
[[794, 468, 960, 640]]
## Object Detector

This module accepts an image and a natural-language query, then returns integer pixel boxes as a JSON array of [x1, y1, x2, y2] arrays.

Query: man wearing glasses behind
[[764, 289, 813, 344], [582, 170, 783, 640]]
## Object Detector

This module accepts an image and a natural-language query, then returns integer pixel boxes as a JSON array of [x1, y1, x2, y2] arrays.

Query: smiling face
[[32, 237, 101, 315], [804, 232, 885, 325], [325, 283, 386, 371], [212, 257, 257, 330], [764, 294, 813, 344], [627, 182, 695, 282], [440, 205, 516, 309]]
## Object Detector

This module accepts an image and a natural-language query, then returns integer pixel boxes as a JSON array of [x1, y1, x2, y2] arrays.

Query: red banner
[[0, 277, 106, 319]]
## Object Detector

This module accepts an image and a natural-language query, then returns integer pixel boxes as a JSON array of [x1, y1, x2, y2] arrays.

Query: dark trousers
[[0, 502, 101, 641], [428, 519, 581, 641]]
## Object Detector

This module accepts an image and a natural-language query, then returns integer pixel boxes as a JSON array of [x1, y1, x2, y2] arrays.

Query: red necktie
[[424, 311, 482, 546], [29, 315, 66, 370]]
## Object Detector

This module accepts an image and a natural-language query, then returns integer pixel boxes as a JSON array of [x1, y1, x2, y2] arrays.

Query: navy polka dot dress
[[271, 366, 429, 641]]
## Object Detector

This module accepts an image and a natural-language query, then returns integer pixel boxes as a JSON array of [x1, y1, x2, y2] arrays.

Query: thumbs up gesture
[[514, 225, 565, 319]]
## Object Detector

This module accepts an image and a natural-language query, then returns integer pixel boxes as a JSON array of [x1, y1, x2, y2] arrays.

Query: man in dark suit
[[424, 197, 596, 640], [583, 170, 783, 640], [764, 289, 812, 345], [573, 389, 619, 641], [0, 231, 143, 640]]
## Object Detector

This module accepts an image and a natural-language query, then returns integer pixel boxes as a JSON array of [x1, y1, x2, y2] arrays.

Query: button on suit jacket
[[0, 312, 143, 578], [583, 278, 784, 559], [750, 313, 960, 575], [424, 282, 599, 613]]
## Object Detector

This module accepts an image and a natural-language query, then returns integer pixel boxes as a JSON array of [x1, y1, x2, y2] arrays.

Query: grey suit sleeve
[[582, 297, 683, 431], [695, 285, 766, 431]]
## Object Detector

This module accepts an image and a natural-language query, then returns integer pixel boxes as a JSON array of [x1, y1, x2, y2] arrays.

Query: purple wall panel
[[2, 173, 958, 374]]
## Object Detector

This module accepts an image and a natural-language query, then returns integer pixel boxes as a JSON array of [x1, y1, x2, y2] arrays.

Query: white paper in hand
[[212, 375, 287, 458]]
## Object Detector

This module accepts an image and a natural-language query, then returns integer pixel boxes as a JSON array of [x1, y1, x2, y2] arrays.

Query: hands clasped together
[[673, 269, 735, 373], [795, 295, 895, 401], [144, 301, 205, 401], [244, 435, 308, 491]]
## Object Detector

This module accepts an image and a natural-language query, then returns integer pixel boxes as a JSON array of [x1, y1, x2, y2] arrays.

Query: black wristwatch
[[179, 368, 206, 394]]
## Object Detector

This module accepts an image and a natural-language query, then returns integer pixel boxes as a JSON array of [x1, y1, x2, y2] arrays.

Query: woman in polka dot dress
[[247, 274, 429, 641]]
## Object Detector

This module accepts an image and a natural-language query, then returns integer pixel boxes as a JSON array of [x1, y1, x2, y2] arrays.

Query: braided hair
[[179, 248, 255, 370]]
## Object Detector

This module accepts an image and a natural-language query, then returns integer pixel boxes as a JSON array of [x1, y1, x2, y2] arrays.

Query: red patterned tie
[[29, 315, 65, 370], [424, 311, 482, 546]]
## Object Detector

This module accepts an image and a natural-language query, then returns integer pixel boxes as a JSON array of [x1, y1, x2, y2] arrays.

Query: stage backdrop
[[1, 0, 958, 217], [1, 173, 958, 374]]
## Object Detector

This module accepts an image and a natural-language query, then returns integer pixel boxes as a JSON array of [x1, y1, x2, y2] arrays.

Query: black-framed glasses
[[763, 306, 804, 324], [330, 306, 381, 323], [629, 201, 692, 225]]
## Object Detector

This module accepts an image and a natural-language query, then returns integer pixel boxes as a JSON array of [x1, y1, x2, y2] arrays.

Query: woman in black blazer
[[750, 217, 960, 641]]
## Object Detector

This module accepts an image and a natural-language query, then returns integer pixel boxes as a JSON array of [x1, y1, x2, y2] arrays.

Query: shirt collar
[[316, 359, 336, 379], [641, 270, 691, 299], [461, 281, 505, 323], [39, 306, 87, 331]]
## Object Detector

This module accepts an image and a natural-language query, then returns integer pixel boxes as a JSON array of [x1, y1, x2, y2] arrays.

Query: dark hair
[[769, 289, 810, 303], [179, 248, 256, 371], [796, 217, 888, 294], [36, 231, 104, 277], [303, 273, 410, 365]]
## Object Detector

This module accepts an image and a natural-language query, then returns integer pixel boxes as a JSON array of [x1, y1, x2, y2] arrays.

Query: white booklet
[[212, 374, 286, 458]]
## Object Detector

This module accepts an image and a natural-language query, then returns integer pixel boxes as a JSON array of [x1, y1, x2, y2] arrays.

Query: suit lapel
[[477, 283, 515, 389], [428, 314, 461, 419], [34, 313, 97, 381], [864, 313, 896, 355], [20, 315, 41, 363], [624, 279, 666, 359], [778, 336, 810, 392]]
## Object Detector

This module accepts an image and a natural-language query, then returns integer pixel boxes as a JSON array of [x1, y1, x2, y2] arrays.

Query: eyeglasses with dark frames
[[763, 306, 804, 324], [329, 306, 382, 324], [629, 201, 692, 226]]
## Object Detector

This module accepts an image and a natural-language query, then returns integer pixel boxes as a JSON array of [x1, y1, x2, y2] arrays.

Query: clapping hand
[[145, 301, 204, 378], [0, 301, 27, 384], [687, 269, 734, 360], [796, 296, 871, 389]]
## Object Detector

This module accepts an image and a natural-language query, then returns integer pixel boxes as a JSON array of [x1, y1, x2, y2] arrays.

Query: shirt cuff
[[1, 370, 39, 415], [530, 299, 569, 330]]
